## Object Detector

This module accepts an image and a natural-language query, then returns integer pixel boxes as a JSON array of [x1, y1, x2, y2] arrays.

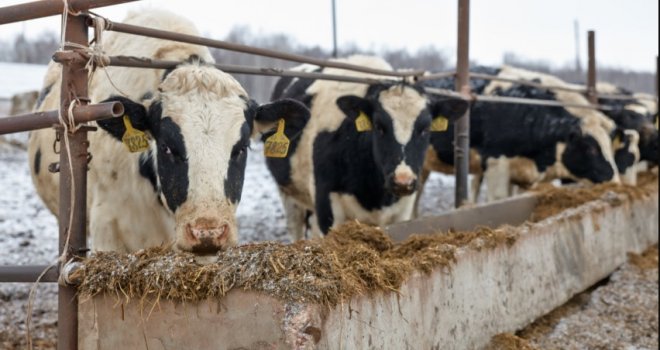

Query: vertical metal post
[[58, 12, 89, 350], [656, 55, 659, 103], [586, 30, 597, 104], [331, 0, 338, 58], [454, 0, 470, 207]]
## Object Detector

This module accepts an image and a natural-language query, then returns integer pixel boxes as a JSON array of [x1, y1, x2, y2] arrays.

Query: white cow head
[[98, 61, 309, 255]]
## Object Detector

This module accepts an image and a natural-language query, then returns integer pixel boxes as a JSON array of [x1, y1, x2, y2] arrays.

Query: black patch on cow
[[34, 147, 41, 175], [562, 134, 614, 183], [151, 117, 188, 212], [35, 84, 52, 109], [224, 122, 250, 204], [138, 151, 158, 192]]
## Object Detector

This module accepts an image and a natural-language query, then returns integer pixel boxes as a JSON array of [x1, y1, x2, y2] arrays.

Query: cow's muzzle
[[182, 218, 232, 255]]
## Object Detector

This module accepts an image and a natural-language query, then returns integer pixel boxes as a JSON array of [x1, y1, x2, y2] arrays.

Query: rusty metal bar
[[0, 0, 138, 25], [415, 70, 457, 81], [587, 30, 598, 105], [57, 13, 90, 350], [454, 0, 471, 208], [102, 55, 401, 86], [0, 265, 59, 283], [472, 94, 614, 111], [95, 18, 425, 78], [0, 102, 123, 135], [468, 72, 588, 93]]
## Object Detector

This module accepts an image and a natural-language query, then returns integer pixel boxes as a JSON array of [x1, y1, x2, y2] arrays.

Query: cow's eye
[[375, 123, 385, 135], [160, 143, 172, 156], [232, 144, 248, 159]]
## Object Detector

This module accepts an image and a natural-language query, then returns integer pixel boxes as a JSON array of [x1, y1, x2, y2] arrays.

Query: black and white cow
[[420, 65, 623, 202], [597, 82, 658, 169], [28, 10, 307, 256], [265, 56, 468, 238]]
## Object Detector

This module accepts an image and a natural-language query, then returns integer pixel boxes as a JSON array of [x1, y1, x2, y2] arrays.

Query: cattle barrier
[[0, 0, 657, 349], [76, 188, 658, 349]]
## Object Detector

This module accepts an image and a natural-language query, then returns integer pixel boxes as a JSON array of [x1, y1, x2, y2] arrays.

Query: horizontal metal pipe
[[0, 0, 138, 25], [416, 71, 457, 81], [474, 94, 613, 111], [0, 265, 58, 283], [98, 19, 424, 78], [0, 101, 124, 135], [106, 56, 397, 86]]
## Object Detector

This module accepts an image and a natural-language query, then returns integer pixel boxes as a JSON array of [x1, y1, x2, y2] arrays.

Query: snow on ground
[[0, 62, 47, 99]]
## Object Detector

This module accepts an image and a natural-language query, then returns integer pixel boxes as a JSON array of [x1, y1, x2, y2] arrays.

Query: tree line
[[0, 28, 655, 103]]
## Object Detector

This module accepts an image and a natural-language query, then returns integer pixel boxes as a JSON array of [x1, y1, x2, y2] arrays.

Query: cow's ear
[[427, 96, 469, 122], [336, 95, 373, 121], [252, 98, 310, 139], [336, 95, 375, 132], [96, 96, 150, 141]]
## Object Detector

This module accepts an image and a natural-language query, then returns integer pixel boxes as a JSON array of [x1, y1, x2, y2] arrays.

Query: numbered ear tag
[[121, 115, 150, 153], [264, 119, 290, 158], [612, 134, 622, 150], [430, 116, 449, 132], [355, 111, 372, 132]]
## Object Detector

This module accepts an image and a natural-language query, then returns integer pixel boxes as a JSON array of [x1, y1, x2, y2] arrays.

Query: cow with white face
[[27, 10, 308, 257], [266, 56, 468, 238]]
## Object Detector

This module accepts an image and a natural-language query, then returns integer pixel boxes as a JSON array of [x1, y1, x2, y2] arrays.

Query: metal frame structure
[[0, 0, 656, 348]]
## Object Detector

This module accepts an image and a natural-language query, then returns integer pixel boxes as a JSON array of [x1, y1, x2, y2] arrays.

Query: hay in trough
[[77, 221, 519, 308], [530, 171, 658, 222], [77, 171, 657, 308]]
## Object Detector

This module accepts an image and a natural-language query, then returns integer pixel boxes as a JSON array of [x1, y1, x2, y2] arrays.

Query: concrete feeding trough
[[78, 182, 658, 350]]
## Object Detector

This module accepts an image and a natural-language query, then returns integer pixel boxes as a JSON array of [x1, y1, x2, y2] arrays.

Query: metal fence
[[0, 0, 657, 349]]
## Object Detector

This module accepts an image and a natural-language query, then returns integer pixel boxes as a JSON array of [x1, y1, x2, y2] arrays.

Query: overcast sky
[[0, 0, 657, 71]]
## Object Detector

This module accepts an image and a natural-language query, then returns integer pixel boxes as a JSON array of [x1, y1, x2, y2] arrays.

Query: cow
[[419, 65, 623, 203], [266, 55, 468, 238], [27, 10, 308, 257], [596, 82, 658, 168]]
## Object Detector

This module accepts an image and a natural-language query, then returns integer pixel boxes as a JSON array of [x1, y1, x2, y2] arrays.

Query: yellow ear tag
[[355, 111, 372, 132], [612, 134, 622, 150], [264, 119, 290, 158], [430, 116, 449, 132], [121, 115, 150, 153]]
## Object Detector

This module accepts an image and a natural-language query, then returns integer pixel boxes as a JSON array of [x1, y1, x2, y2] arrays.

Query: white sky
[[0, 0, 657, 71]]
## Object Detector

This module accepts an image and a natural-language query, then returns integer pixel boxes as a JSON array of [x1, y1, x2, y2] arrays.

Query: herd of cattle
[[17, 10, 657, 258]]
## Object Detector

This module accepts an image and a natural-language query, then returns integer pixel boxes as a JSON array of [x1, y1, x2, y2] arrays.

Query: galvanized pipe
[[0, 265, 59, 283], [587, 30, 597, 105], [0, 0, 138, 25], [0, 102, 124, 135], [454, 0, 471, 208], [57, 13, 90, 350], [95, 18, 425, 78]]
